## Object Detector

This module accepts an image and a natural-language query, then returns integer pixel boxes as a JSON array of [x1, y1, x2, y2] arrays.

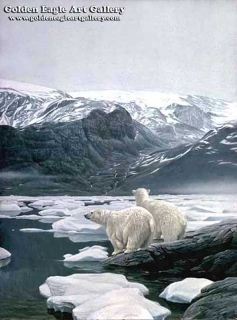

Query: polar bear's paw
[[112, 250, 124, 256]]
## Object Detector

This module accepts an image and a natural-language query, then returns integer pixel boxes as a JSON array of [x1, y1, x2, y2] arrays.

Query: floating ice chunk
[[63, 246, 108, 262], [86, 303, 154, 320], [159, 278, 213, 303], [45, 276, 122, 296], [0, 257, 11, 268], [39, 216, 63, 223], [47, 293, 100, 313], [0, 202, 21, 217], [204, 214, 236, 221], [39, 283, 51, 298], [0, 215, 14, 219], [40, 274, 161, 318], [0, 247, 11, 260], [20, 206, 33, 213], [44, 201, 84, 211], [29, 200, 55, 209], [40, 273, 149, 298], [186, 220, 221, 232], [189, 206, 218, 213], [39, 208, 71, 217], [52, 217, 104, 233], [67, 232, 108, 243], [79, 245, 107, 252], [17, 201, 26, 207], [16, 214, 41, 220], [73, 288, 170, 320], [20, 228, 54, 233]]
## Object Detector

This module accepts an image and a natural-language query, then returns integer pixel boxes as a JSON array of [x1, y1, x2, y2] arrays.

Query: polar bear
[[132, 188, 187, 242], [84, 207, 155, 255]]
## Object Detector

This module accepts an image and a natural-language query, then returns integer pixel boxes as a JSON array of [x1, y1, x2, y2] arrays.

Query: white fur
[[133, 188, 187, 242], [85, 207, 155, 255]]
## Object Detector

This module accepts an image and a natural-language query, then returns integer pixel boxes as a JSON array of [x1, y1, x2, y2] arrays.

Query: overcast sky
[[0, 0, 236, 100]]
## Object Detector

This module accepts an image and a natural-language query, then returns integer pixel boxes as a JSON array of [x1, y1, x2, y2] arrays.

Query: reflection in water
[[0, 257, 11, 269]]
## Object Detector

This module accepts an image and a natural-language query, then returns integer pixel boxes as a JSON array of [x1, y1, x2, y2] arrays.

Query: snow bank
[[63, 245, 108, 262], [0, 202, 21, 216], [159, 278, 213, 303]]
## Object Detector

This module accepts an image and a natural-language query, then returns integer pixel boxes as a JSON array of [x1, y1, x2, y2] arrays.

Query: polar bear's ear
[[147, 189, 150, 194], [132, 190, 136, 195]]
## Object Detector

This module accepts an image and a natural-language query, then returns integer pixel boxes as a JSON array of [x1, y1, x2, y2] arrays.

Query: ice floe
[[20, 228, 54, 233], [63, 245, 108, 262], [20, 206, 33, 213], [38, 208, 71, 216], [39, 216, 63, 223], [29, 200, 55, 209], [52, 217, 104, 233], [0, 202, 21, 216], [40, 274, 170, 319], [159, 277, 213, 303], [41, 273, 149, 297], [84, 303, 154, 320], [186, 220, 221, 232], [73, 288, 170, 320], [0, 247, 11, 260], [15, 214, 41, 220]]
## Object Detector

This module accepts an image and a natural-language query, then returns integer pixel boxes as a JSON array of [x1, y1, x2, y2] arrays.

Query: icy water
[[0, 195, 236, 320]]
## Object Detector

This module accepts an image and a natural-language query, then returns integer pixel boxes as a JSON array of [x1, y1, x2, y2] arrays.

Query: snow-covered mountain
[[113, 123, 237, 194], [1, 80, 236, 147], [0, 79, 236, 195]]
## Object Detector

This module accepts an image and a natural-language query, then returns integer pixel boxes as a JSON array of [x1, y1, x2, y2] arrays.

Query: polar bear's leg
[[162, 229, 178, 242], [139, 238, 150, 250], [124, 235, 143, 253], [154, 231, 162, 240], [110, 237, 125, 256]]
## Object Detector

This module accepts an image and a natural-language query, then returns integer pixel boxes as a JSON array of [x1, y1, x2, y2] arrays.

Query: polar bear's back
[[108, 206, 155, 229], [141, 198, 184, 219], [106, 206, 155, 251], [139, 198, 186, 239]]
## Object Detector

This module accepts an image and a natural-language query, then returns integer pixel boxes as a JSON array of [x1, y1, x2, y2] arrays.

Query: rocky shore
[[104, 219, 237, 280]]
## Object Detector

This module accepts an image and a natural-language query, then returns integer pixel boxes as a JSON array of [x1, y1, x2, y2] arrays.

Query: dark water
[[0, 212, 187, 320]]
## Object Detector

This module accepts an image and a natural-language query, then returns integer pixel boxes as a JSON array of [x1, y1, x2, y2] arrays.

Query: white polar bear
[[132, 188, 187, 242], [84, 207, 155, 255]]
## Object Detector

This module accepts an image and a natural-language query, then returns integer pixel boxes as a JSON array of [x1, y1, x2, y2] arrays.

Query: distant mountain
[[1, 80, 235, 146], [0, 80, 236, 195], [112, 123, 237, 194], [0, 106, 165, 195]]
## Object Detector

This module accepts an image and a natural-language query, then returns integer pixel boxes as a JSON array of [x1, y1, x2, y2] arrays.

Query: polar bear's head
[[132, 188, 150, 203], [84, 209, 110, 226]]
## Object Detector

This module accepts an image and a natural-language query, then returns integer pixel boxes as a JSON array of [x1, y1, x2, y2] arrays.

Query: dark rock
[[182, 277, 237, 320], [104, 219, 237, 280], [0, 106, 163, 196]]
